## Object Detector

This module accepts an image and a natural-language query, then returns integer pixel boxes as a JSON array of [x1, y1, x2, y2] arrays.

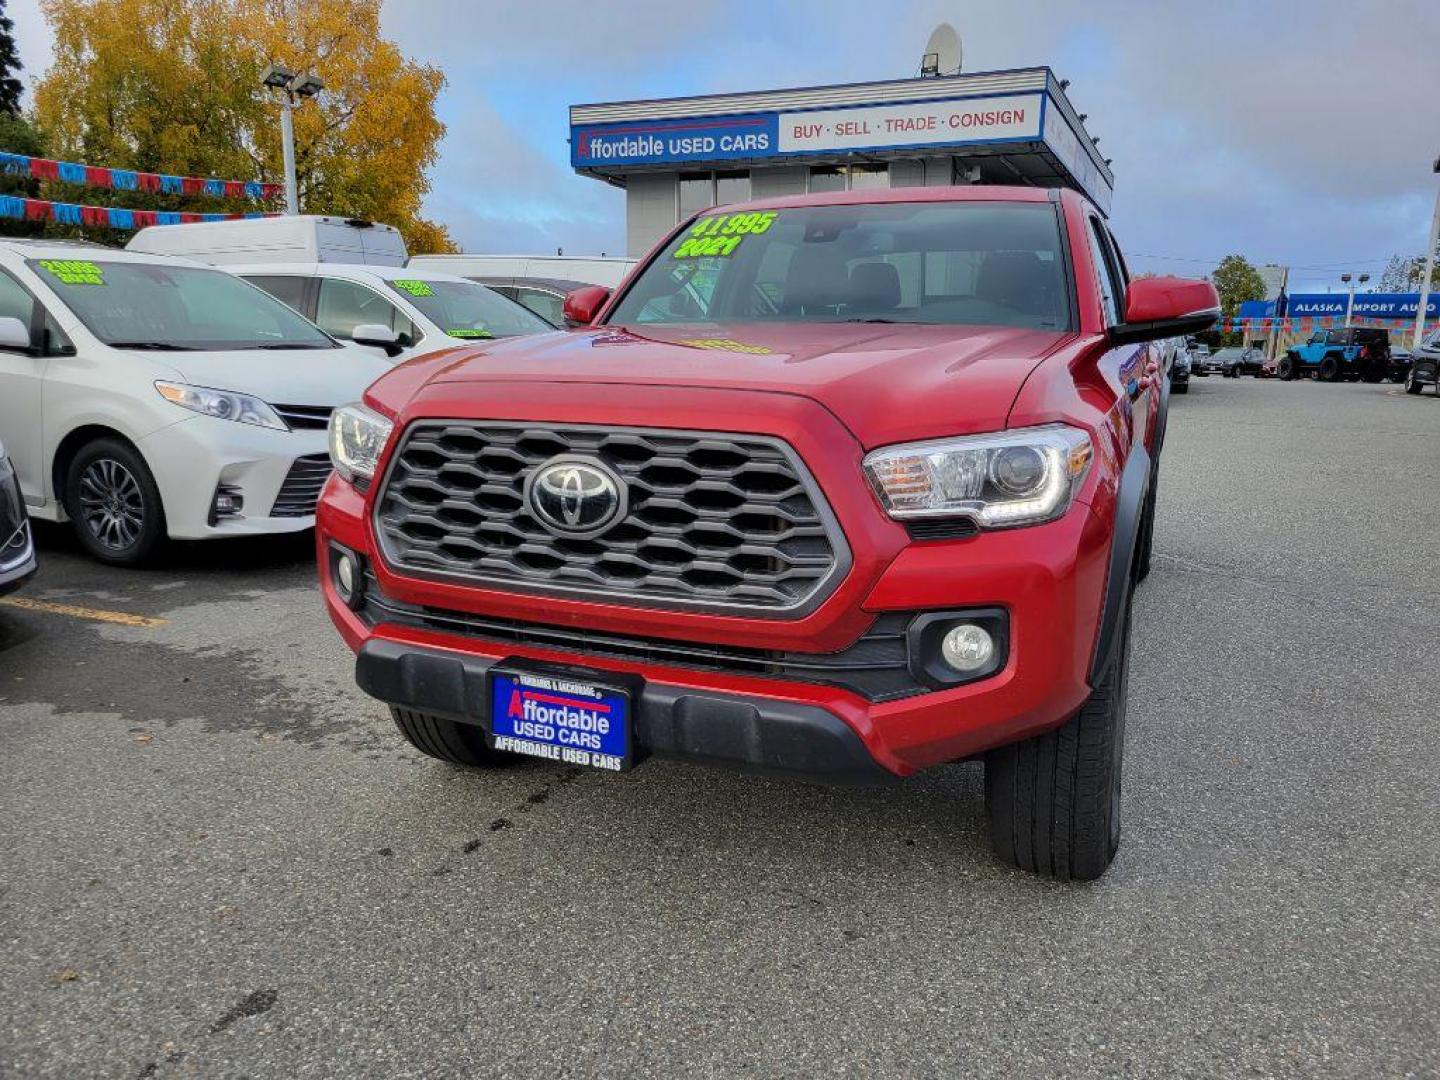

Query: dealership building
[[570, 67, 1113, 257]]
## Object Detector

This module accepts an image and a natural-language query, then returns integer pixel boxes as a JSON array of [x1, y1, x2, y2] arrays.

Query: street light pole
[[1413, 156, 1440, 349], [260, 64, 324, 218], [278, 92, 299, 216], [1342, 273, 1355, 327]]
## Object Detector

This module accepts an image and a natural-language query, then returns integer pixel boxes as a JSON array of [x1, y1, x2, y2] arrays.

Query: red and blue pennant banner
[[1221, 315, 1417, 333], [0, 194, 273, 230], [0, 151, 282, 202]]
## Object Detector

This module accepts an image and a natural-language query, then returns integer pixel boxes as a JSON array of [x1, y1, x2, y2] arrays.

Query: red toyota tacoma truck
[[318, 186, 1217, 880]]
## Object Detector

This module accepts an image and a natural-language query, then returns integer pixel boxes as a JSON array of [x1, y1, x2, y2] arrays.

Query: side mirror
[[562, 285, 610, 329], [0, 316, 31, 352], [1110, 277, 1219, 345], [352, 322, 403, 358]]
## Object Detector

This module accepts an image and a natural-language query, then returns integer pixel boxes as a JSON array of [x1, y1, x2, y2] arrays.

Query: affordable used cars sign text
[[571, 93, 1045, 167]]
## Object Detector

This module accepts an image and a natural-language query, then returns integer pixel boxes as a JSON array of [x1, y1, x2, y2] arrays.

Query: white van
[[406, 254, 636, 289], [226, 263, 554, 363], [0, 240, 393, 565], [127, 215, 408, 267]]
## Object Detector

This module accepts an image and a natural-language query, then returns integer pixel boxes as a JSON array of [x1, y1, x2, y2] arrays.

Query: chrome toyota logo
[[523, 456, 627, 538]]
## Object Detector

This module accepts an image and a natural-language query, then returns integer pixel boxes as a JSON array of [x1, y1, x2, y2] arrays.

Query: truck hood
[[163, 344, 394, 408], [417, 322, 1070, 446]]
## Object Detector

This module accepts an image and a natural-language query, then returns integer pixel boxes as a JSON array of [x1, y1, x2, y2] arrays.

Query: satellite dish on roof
[[920, 23, 962, 77]]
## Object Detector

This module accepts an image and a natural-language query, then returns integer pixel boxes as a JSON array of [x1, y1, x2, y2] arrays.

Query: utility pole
[[1413, 155, 1440, 349], [1266, 265, 1289, 362]]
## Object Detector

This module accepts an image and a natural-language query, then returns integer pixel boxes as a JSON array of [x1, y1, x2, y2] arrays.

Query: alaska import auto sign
[[570, 92, 1045, 168]]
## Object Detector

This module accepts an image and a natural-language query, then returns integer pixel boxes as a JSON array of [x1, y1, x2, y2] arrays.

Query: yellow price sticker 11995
[[674, 211, 778, 259]]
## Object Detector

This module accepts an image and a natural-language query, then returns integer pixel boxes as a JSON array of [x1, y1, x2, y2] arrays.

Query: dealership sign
[[571, 89, 1113, 215], [572, 112, 780, 166], [1241, 294, 1440, 320], [573, 93, 1043, 167], [775, 93, 1040, 152]]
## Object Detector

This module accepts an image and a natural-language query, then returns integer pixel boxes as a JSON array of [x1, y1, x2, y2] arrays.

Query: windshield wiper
[[106, 341, 199, 351], [839, 317, 901, 324], [246, 342, 332, 350]]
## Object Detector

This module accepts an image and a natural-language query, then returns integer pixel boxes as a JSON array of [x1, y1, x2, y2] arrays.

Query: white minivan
[[406, 254, 636, 289], [0, 240, 393, 565], [220, 263, 553, 363]]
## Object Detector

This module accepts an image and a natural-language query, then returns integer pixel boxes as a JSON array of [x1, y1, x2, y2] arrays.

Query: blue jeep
[[1279, 327, 1390, 383]]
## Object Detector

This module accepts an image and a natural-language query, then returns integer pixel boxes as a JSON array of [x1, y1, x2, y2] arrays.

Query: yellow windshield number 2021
[[673, 211, 778, 259]]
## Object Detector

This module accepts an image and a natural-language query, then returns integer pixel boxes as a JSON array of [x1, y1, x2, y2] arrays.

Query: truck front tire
[[1278, 356, 1296, 380], [984, 591, 1131, 882], [390, 707, 522, 768], [1317, 357, 1339, 382]]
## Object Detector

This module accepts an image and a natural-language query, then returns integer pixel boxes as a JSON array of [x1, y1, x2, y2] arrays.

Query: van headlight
[[328, 403, 394, 485], [864, 424, 1093, 529], [155, 381, 286, 430]]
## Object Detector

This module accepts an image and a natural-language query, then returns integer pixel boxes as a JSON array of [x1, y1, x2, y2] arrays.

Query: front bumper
[[138, 415, 331, 539], [0, 460, 36, 595], [358, 637, 895, 784], [319, 461, 1113, 777]]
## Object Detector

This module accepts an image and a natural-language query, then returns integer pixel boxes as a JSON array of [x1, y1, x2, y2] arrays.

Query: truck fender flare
[[1089, 443, 1150, 684]]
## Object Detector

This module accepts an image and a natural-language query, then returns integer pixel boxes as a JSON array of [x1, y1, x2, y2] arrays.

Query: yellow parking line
[[0, 597, 167, 628]]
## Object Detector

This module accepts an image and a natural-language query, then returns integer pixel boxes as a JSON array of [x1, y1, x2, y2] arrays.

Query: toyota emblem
[[524, 456, 627, 538]]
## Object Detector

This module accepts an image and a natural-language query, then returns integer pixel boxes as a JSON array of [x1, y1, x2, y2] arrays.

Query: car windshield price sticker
[[392, 278, 434, 297], [446, 327, 493, 338], [489, 670, 631, 771], [674, 210, 778, 258], [39, 259, 105, 285]]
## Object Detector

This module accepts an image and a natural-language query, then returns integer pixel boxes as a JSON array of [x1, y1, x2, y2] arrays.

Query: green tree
[[0, 0, 23, 117], [33, 0, 455, 251], [1211, 254, 1268, 317], [1209, 254, 1267, 344], [1379, 252, 1440, 292], [0, 0, 50, 239]]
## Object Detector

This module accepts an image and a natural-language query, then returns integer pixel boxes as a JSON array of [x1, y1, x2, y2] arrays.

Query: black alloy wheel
[[65, 438, 166, 566]]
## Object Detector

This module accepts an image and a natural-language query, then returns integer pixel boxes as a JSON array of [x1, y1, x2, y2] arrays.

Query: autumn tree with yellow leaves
[[34, 0, 456, 252]]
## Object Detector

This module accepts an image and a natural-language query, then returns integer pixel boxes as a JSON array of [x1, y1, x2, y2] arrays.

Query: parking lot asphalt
[[2, 378, 1438, 1079]]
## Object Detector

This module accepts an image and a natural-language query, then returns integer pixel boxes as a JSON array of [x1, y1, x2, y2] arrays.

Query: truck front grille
[[374, 422, 849, 616]]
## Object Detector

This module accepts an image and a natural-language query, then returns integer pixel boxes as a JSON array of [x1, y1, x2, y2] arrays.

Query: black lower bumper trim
[[356, 638, 897, 786]]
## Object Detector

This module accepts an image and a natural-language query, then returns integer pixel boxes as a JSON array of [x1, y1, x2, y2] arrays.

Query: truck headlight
[[864, 424, 1093, 529], [154, 381, 286, 430], [328, 403, 394, 485]]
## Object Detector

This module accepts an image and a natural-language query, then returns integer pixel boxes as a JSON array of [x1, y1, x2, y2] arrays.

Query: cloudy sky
[[10, 0, 1439, 291]]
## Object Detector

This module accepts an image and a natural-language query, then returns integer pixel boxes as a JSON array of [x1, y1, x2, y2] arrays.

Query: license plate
[[487, 668, 631, 772]]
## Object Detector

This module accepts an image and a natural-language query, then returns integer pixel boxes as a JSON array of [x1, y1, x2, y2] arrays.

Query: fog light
[[336, 553, 356, 599], [940, 623, 995, 673], [209, 485, 243, 524]]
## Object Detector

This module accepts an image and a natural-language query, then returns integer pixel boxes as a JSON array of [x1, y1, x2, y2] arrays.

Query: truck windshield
[[28, 259, 337, 350], [606, 201, 1072, 331], [384, 278, 551, 339]]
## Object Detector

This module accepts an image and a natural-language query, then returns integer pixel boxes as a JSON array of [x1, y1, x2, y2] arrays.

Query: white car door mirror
[[0, 316, 31, 351], [351, 322, 402, 357]]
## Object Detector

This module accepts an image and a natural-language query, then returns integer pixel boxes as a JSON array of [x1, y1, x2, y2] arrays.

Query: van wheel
[[65, 438, 166, 566], [985, 589, 1131, 881], [390, 707, 522, 767]]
